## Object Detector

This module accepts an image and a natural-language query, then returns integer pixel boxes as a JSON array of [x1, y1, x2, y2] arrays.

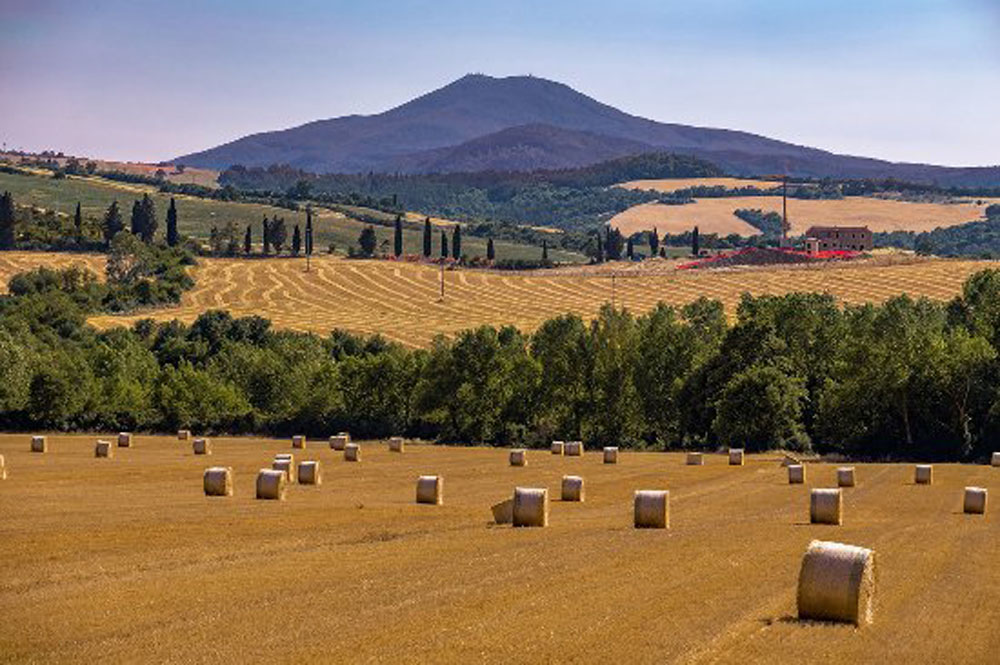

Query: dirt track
[[1, 435, 997, 663]]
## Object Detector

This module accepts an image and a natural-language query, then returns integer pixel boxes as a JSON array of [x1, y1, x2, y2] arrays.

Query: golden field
[[1, 434, 997, 663], [76, 254, 996, 347], [610, 196, 998, 238]]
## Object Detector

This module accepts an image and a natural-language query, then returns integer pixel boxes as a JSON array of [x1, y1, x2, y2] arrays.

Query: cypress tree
[[0, 191, 15, 250], [130, 200, 142, 236], [292, 224, 301, 255], [305, 208, 313, 256], [244, 224, 252, 254], [452, 225, 461, 260], [103, 200, 123, 245], [596, 230, 604, 263], [74, 202, 82, 243], [626, 236, 634, 259], [440, 230, 448, 259], [542, 239, 549, 261], [422, 217, 432, 257], [648, 226, 659, 256], [394, 214, 403, 257], [692, 226, 700, 256], [166, 197, 179, 247], [487, 237, 495, 261], [262, 216, 271, 255], [131, 194, 157, 243]]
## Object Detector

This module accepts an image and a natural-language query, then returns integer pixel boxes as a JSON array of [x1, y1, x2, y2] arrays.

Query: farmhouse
[[804, 225, 873, 252]]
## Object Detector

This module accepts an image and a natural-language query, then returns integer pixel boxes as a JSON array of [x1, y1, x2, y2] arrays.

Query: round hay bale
[[192, 438, 212, 455], [416, 475, 443, 505], [686, 452, 704, 466], [329, 434, 349, 451], [729, 448, 745, 466], [203, 466, 233, 497], [0, 454, 5, 480], [177, 429, 191, 441], [914, 464, 933, 485], [491, 498, 513, 524], [292, 435, 306, 450], [256, 469, 287, 500], [509, 449, 527, 467], [272, 459, 295, 484], [991, 452, 1000, 467], [634, 490, 670, 529], [603, 447, 618, 464], [30, 435, 47, 453], [810, 488, 843, 525], [964, 487, 988, 514], [551, 441, 565, 456], [561, 475, 585, 502], [837, 467, 856, 488], [344, 443, 361, 462], [788, 464, 806, 484], [298, 460, 322, 485], [797, 540, 875, 626], [513, 487, 548, 527], [274, 453, 294, 466], [388, 436, 405, 453], [117, 432, 133, 448], [94, 440, 114, 458], [565, 441, 584, 457]]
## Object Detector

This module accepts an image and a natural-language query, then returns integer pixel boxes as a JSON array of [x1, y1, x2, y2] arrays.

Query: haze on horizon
[[1, 0, 998, 168]]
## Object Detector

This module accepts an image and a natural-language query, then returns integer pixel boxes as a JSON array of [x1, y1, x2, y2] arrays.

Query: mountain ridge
[[177, 74, 1000, 187]]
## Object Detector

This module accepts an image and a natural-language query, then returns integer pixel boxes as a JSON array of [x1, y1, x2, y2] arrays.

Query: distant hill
[[177, 74, 1000, 187]]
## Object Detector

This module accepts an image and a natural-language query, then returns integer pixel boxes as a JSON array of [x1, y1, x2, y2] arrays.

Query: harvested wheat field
[[0, 434, 997, 663], [83, 254, 996, 347], [611, 196, 999, 237], [0, 252, 106, 292]]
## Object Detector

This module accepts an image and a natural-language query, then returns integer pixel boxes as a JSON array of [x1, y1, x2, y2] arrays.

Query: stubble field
[[1, 434, 997, 663]]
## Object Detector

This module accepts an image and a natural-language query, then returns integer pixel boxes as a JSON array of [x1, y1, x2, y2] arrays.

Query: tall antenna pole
[[781, 176, 789, 248]]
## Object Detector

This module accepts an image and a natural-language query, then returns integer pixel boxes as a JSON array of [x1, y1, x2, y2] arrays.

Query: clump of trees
[[3, 265, 1000, 463]]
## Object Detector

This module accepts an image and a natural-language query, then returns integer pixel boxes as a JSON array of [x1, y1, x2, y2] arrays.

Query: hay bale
[[837, 467, 856, 488], [416, 475, 443, 505], [634, 490, 670, 529], [561, 475, 585, 502], [491, 498, 513, 524], [551, 441, 564, 455], [509, 449, 527, 467], [797, 540, 875, 626], [810, 489, 843, 525], [329, 434, 349, 451], [686, 452, 704, 466], [203, 466, 233, 496], [192, 438, 212, 455], [565, 441, 584, 457], [513, 487, 549, 527], [991, 452, 1000, 467], [603, 447, 618, 464], [272, 459, 295, 484], [344, 443, 361, 462], [964, 487, 988, 514], [177, 429, 191, 441], [256, 469, 287, 500], [117, 432, 133, 448], [274, 452, 294, 465], [728, 448, 744, 466], [788, 464, 806, 484], [914, 464, 933, 485], [94, 440, 114, 458], [0, 454, 5, 480], [298, 460, 322, 486], [30, 435, 47, 453], [388, 436, 405, 453], [292, 435, 306, 450]]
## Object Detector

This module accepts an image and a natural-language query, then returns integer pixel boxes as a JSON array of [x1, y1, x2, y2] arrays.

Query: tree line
[[3, 264, 1000, 462]]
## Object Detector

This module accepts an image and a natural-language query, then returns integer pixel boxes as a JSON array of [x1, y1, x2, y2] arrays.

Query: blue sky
[[1, 0, 997, 166]]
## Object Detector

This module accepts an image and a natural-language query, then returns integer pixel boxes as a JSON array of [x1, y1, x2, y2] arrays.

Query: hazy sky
[[2, 0, 998, 166]]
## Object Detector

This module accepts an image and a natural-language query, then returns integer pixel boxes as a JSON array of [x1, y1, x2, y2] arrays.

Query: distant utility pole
[[781, 175, 790, 247], [611, 272, 617, 308]]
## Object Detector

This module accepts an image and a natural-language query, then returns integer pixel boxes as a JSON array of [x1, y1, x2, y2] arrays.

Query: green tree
[[74, 202, 82, 243], [692, 226, 700, 256], [244, 224, 252, 254], [542, 239, 549, 261], [103, 201, 124, 245], [154, 360, 251, 431], [262, 216, 271, 254], [626, 236, 634, 259], [712, 365, 807, 451], [292, 224, 302, 256], [394, 214, 403, 257], [130, 194, 157, 243], [358, 225, 377, 257], [531, 314, 590, 441], [0, 329, 32, 412], [452, 225, 461, 260], [166, 197, 179, 247], [0, 191, 16, 249], [584, 305, 642, 446], [423, 217, 432, 257], [487, 237, 495, 261], [648, 226, 659, 256], [440, 230, 448, 258], [268, 216, 287, 254], [305, 207, 313, 256]]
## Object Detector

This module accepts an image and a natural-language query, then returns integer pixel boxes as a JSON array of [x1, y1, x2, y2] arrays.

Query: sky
[[1, 0, 998, 166]]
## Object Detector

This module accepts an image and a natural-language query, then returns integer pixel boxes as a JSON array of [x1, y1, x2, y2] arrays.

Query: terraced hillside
[[75, 254, 995, 347]]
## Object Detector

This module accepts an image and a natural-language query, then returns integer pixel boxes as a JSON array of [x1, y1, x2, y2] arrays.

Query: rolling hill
[[176, 74, 1000, 186]]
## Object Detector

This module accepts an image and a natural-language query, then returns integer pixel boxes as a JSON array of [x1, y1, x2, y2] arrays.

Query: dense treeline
[[874, 205, 1000, 257], [3, 264, 1000, 462]]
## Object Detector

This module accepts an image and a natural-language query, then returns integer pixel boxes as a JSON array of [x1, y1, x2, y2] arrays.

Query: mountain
[[176, 74, 1000, 186]]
